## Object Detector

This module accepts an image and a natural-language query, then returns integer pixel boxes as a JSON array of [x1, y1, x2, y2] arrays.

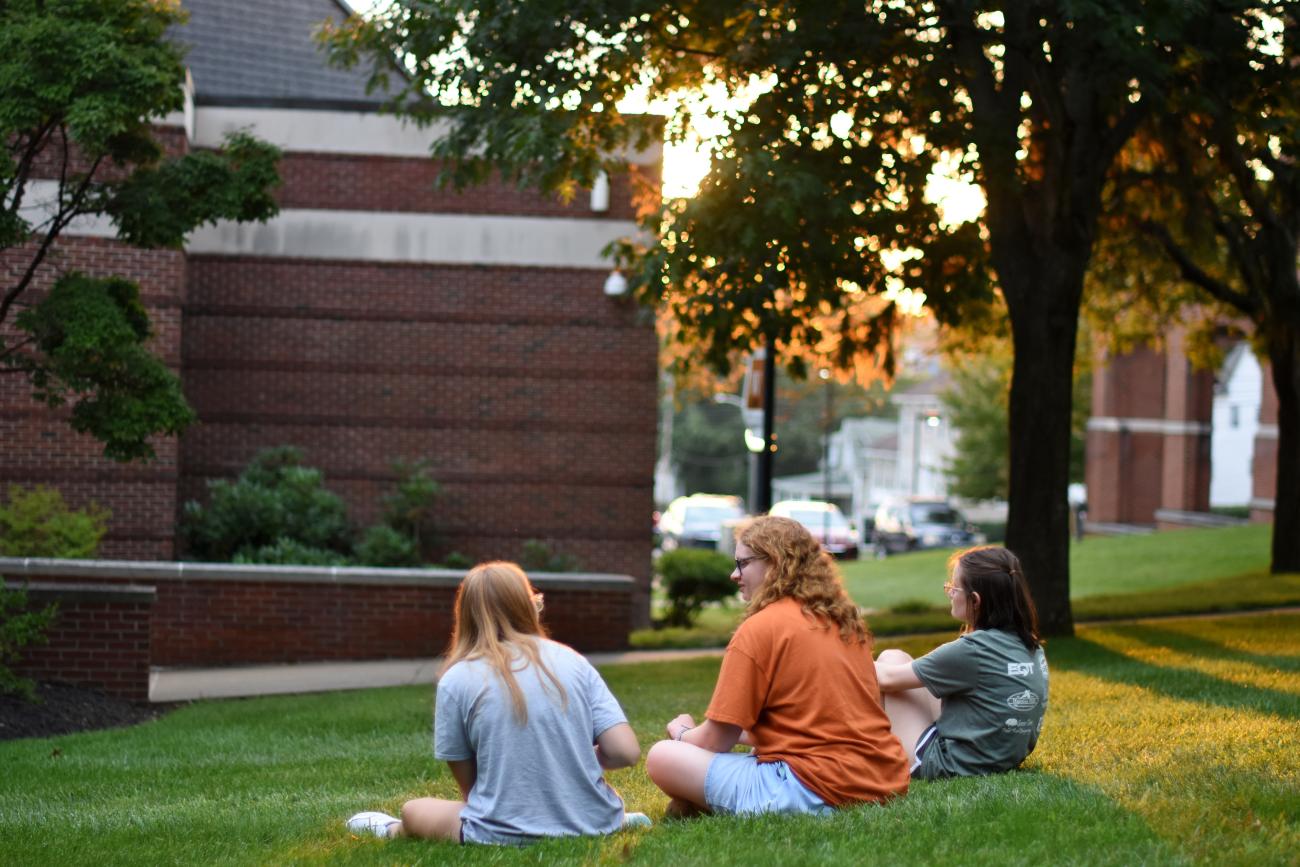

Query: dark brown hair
[[737, 515, 869, 645], [948, 545, 1042, 651]]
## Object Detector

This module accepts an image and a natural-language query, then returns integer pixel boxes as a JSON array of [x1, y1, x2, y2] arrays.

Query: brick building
[[1086, 328, 1278, 527], [1, 0, 660, 623]]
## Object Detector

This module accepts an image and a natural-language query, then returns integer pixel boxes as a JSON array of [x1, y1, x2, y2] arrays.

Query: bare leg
[[645, 740, 717, 813], [398, 797, 466, 841], [876, 648, 942, 766]]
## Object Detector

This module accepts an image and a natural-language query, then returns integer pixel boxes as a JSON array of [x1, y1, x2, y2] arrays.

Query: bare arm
[[875, 660, 925, 693], [667, 713, 743, 753], [594, 722, 641, 770], [447, 759, 476, 801]]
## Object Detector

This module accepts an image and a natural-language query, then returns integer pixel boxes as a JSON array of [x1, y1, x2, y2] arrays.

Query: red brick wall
[[12, 582, 154, 702], [0, 236, 186, 559], [179, 256, 658, 611], [7, 565, 632, 672], [277, 153, 652, 221]]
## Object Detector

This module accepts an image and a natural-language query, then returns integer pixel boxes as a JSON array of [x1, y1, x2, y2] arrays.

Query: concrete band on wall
[[0, 558, 635, 593]]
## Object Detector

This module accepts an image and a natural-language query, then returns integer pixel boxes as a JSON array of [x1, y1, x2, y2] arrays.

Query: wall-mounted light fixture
[[603, 270, 628, 296], [590, 171, 610, 212]]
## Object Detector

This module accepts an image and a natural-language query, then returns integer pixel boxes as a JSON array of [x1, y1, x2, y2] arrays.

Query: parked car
[[871, 498, 984, 557], [769, 499, 860, 559], [657, 494, 747, 552]]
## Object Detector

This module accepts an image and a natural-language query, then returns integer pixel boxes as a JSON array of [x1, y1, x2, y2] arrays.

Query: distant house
[[1, 0, 660, 620], [773, 369, 959, 529], [1210, 342, 1263, 508]]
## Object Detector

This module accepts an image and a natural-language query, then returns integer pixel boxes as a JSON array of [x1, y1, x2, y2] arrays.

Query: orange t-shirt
[[706, 597, 909, 806]]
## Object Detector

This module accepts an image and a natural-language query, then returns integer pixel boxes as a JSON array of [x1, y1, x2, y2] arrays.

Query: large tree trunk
[[1267, 321, 1300, 574], [1001, 264, 1085, 637]]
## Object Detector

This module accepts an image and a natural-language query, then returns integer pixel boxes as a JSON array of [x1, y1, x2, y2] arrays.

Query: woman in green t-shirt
[[875, 546, 1048, 779]]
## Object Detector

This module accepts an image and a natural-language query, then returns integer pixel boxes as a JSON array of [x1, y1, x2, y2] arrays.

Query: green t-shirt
[[911, 629, 1048, 779]]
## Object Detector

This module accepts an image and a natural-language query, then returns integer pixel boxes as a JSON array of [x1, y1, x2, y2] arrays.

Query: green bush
[[656, 548, 737, 627], [440, 551, 473, 570], [0, 587, 57, 700], [0, 485, 109, 558], [353, 525, 421, 568], [520, 539, 580, 573], [375, 459, 440, 561], [182, 447, 352, 562], [231, 538, 350, 567]]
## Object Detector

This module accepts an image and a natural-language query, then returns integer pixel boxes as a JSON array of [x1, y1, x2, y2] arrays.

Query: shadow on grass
[[1102, 622, 1300, 673], [1051, 636, 1300, 720]]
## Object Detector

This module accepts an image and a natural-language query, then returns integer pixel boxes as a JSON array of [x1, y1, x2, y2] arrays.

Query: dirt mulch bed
[[0, 682, 174, 742]]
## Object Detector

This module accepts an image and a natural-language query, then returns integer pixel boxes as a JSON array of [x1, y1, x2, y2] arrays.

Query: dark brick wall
[[8, 566, 632, 673], [277, 153, 652, 221], [11, 583, 154, 702], [179, 256, 658, 611], [0, 236, 186, 559]]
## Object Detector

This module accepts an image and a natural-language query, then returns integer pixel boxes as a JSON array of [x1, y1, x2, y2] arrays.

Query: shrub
[[353, 525, 421, 568], [520, 540, 580, 573], [890, 599, 934, 615], [182, 446, 352, 562], [440, 551, 473, 570], [376, 459, 440, 561], [0, 485, 109, 558], [656, 548, 737, 627], [0, 587, 57, 700], [231, 538, 350, 567]]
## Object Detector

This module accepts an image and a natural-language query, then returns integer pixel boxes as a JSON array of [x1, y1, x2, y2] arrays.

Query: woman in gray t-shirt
[[345, 561, 646, 843], [874, 546, 1048, 779]]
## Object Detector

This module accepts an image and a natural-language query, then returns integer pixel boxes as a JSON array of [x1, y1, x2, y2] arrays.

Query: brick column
[[1251, 362, 1279, 522]]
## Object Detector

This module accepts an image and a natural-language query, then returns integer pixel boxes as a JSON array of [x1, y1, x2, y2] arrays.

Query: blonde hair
[[441, 561, 566, 723], [737, 515, 869, 645]]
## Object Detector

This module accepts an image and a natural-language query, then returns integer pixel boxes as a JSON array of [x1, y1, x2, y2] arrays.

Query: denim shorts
[[704, 752, 832, 816]]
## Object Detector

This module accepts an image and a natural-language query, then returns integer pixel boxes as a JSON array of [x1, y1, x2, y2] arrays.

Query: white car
[[769, 500, 860, 559]]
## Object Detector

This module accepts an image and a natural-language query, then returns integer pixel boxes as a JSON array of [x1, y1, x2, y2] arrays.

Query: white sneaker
[[347, 811, 399, 838], [622, 811, 652, 829]]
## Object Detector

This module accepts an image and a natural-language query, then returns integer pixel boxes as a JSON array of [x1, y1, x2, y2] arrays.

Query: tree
[[1092, 5, 1297, 573], [1, 0, 281, 461], [325, 2, 1226, 635], [942, 338, 1090, 502]]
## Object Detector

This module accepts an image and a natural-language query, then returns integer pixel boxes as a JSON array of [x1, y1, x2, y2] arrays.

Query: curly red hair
[[737, 515, 869, 645]]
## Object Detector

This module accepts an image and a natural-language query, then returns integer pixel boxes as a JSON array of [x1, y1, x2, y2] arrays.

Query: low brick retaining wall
[[8, 582, 155, 702], [2, 558, 634, 699]]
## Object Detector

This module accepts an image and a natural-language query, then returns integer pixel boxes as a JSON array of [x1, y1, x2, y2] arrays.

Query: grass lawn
[[2, 611, 1297, 865], [841, 523, 1274, 611], [633, 524, 1290, 648]]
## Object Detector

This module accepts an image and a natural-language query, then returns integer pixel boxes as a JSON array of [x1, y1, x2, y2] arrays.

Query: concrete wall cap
[[0, 557, 634, 590]]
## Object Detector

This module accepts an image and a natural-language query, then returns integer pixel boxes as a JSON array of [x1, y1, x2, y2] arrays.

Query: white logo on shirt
[[1006, 690, 1040, 711], [1007, 662, 1034, 676]]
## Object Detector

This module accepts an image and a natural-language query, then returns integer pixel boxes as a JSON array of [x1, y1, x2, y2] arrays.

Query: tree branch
[[1138, 218, 1258, 316], [0, 138, 106, 327]]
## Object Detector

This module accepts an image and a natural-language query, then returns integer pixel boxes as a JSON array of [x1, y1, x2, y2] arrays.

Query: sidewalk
[[149, 605, 1300, 703], [149, 647, 727, 703]]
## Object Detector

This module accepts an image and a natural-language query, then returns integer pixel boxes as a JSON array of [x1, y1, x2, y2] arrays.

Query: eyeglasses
[[943, 581, 965, 598], [734, 555, 765, 573]]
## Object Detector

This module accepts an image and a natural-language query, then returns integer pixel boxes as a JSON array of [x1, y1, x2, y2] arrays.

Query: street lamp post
[[819, 368, 833, 544]]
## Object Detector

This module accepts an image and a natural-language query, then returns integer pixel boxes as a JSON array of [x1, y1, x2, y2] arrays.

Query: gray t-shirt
[[911, 629, 1048, 779], [434, 638, 628, 845]]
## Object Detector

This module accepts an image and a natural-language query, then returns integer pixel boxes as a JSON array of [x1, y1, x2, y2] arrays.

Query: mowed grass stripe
[[0, 613, 1295, 865]]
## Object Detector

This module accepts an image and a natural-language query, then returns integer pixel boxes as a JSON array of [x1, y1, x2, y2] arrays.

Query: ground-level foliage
[[0, 612, 1294, 865]]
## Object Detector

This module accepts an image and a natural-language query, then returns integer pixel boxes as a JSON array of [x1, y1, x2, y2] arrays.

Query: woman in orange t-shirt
[[645, 516, 909, 817]]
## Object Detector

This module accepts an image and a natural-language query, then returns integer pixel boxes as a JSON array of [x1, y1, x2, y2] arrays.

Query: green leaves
[[107, 133, 282, 249], [1, 1, 282, 463], [12, 273, 195, 462]]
